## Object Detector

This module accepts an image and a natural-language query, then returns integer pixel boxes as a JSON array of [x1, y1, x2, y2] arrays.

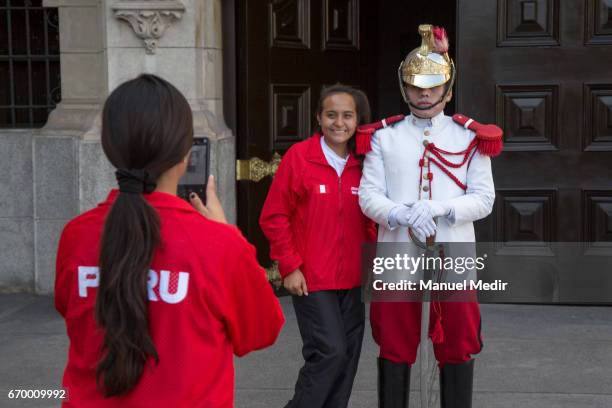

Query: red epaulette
[[452, 114, 504, 157], [355, 114, 405, 155]]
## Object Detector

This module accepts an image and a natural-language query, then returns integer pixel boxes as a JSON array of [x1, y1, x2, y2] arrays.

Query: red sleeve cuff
[[278, 254, 303, 279]]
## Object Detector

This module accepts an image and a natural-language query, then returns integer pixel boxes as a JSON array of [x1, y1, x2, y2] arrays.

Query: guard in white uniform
[[357, 24, 503, 408]]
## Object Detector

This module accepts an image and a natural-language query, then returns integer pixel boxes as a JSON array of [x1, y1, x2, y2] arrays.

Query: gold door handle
[[265, 261, 281, 288], [236, 152, 282, 182]]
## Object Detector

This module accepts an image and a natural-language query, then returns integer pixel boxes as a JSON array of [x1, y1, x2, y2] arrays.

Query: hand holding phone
[[178, 137, 209, 203], [190, 175, 227, 224]]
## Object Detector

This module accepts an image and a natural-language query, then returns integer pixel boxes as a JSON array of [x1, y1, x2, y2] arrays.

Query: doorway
[[232, 0, 457, 272], [230, 0, 612, 303]]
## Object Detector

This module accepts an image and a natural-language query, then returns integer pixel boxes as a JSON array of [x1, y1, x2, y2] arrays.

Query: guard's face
[[317, 93, 357, 151], [406, 84, 452, 118]]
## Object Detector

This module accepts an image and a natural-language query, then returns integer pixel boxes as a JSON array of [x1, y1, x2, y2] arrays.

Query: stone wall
[[0, 130, 235, 294], [0, 131, 80, 293], [2, 0, 236, 294], [0, 131, 35, 292]]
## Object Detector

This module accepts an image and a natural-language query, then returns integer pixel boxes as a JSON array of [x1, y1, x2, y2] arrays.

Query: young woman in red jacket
[[260, 84, 376, 408], [54, 74, 284, 407]]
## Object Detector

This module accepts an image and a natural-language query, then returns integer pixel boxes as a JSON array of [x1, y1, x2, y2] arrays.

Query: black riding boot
[[378, 357, 411, 408], [439, 359, 475, 408]]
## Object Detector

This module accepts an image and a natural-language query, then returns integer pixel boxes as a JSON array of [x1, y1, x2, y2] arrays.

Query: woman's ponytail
[[95, 74, 193, 396], [96, 191, 160, 396]]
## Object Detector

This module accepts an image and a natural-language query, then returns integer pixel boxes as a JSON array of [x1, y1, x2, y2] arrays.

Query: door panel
[[458, 0, 612, 303]]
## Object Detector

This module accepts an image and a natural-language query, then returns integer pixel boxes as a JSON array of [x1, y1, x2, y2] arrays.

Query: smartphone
[[178, 137, 210, 204]]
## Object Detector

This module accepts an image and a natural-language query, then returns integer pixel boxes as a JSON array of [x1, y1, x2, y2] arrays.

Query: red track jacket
[[259, 134, 376, 292], [55, 190, 284, 407]]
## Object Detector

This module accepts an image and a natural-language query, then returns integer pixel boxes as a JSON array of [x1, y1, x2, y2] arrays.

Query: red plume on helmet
[[432, 26, 449, 53]]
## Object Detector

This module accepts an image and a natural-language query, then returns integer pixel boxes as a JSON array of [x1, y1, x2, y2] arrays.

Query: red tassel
[[355, 114, 406, 155], [356, 128, 374, 155], [453, 114, 504, 157], [430, 318, 445, 344], [477, 138, 504, 157]]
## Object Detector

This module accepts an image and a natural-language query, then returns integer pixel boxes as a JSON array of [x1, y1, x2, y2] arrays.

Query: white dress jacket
[[359, 113, 496, 244]]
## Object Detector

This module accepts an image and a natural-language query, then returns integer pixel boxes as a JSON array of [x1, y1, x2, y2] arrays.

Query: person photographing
[[55, 74, 284, 407]]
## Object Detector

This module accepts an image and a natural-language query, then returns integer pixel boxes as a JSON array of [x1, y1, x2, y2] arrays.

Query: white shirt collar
[[409, 111, 445, 128], [320, 135, 348, 162], [320, 136, 348, 177]]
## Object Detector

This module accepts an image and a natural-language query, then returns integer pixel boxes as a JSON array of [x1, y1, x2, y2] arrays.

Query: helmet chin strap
[[407, 79, 453, 112], [402, 62, 456, 112], [409, 97, 445, 111]]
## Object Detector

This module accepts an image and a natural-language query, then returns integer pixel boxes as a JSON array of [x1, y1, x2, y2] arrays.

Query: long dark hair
[[96, 74, 193, 396], [316, 84, 372, 155]]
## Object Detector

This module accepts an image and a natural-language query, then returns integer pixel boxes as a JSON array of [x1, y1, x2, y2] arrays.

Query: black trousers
[[285, 287, 365, 408]]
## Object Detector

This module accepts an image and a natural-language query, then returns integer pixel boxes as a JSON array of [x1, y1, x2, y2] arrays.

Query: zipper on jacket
[[338, 174, 343, 287]]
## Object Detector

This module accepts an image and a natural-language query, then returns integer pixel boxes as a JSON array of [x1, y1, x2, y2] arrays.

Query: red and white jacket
[[55, 190, 284, 408], [259, 134, 377, 292]]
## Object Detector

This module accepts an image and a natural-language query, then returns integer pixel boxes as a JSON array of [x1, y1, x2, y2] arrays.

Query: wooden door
[[458, 0, 612, 303], [236, 0, 378, 276]]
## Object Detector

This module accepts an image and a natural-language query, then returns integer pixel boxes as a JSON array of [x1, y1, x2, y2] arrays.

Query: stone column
[[32, 0, 234, 293], [106, 0, 235, 218], [31, 0, 103, 293]]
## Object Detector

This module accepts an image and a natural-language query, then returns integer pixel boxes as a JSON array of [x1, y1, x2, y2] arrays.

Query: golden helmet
[[398, 24, 456, 103]]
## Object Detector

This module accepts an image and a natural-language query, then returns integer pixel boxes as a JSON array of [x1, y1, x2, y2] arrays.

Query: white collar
[[320, 136, 348, 162], [409, 111, 446, 128]]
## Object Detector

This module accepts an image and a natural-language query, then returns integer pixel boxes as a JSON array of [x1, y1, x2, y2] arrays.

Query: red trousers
[[370, 301, 482, 367]]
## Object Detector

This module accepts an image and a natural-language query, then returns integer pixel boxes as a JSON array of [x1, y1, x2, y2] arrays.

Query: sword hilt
[[409, 227, 437, 251]]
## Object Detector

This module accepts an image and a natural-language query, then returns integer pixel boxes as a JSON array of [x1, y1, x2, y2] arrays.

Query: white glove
[[407, 200, 451, 232], [394, 205, 436, 238]]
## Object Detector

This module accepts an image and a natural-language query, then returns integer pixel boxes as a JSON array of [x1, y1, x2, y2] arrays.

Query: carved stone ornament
[[112, 1, 186, 54]]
